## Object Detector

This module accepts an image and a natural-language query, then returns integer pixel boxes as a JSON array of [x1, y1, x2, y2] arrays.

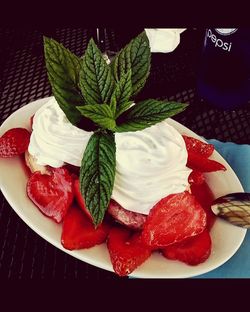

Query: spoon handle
[[211, 192, 250, 229]]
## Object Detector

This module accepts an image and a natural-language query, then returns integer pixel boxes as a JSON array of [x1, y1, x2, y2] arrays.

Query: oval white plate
[[0, 97, 247, 278]]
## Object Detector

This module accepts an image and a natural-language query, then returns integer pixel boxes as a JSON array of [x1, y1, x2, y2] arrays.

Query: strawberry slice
[[108, 199, 147, 230], [0, 128, 31, 158], [162, 229, 212, 265], [191, 182, 216, 231], [107, 226, 152, 277], [73, 179, 93, 221], [26, 167, 74, 223], [142, 191, 207, 248], [182, 135, 214, 158], [61, 205, 111, 250], [187, 151, 226, 172], [188, 170, 205, 185]]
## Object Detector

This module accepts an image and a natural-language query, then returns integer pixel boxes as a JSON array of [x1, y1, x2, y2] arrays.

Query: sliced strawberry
[[142, 191, 207, 249], [182, 135, 214, 158], [61, 205, 111, 250], [0, 128, 31, 158], [191, 182, 216, 231], [188, 170, 205, 185], [73, 179, 93, 221], [187, 151, 226, 172], [108, 199, 147, 230], [107, 226, 152, 277], [162, 229, 212, 265], [26, 167, 74, 223]]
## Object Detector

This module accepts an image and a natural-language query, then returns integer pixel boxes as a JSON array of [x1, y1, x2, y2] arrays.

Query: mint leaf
[[116, 100, 188, 132], [112, 31, 150, 97], [111, 69, 133, 117], [79, 39, 114, 105], [80, 131, 116, 226], [115, 101, 134, 118], [43, 36, 83, 125], [76, 104, 116, 131]]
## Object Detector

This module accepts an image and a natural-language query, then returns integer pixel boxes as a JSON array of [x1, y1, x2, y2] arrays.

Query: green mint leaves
[[79, 131, 116, 227], [79, 39, 114, 105], [112, 32, 151, 97], [43, 31, 188, 226], [116, 100, 188, 132], [76, 104, 116, 131], [111, 69, 132, 118], [43, 37, 83, 125]]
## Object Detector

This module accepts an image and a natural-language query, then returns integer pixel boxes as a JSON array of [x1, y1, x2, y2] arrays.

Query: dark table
[[0, 28, 250, 279]]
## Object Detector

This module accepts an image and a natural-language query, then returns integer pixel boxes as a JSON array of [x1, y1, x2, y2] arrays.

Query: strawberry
[[108, 199, 147, 230], [162, 229, 212, 265], [188, 170, 205, 185], [73, 179, 93, 221], [191, 182, 216, 231], [182, 135, 214, 158], [182, 135, 226, 172], [187, 151, 226, 172], [107, 226, 152, 277], [142, 191, 207, 249], [61, 205, 111, 250], [26, 167, 74, 223], [0, 128, 31, 158]]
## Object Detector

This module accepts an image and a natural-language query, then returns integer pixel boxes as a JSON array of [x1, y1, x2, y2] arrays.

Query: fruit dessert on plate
[[0, 32, 228, 277]]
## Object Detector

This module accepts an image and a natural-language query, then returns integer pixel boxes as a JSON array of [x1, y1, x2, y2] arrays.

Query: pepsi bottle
[[196, 28, 250, 110]]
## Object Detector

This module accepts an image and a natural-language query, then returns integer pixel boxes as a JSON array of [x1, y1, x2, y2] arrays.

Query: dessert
[[0, 31, 227, 277], [28, 97, 191, 216]]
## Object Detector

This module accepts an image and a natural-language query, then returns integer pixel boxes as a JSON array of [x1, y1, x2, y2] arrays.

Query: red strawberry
[[182, 135, 214, 158], [188, 170, 205, 185], [61, 205, 110, 250], [142, 191, 207, 249], [26, 167, 74, 223], [108, 199, 147, 230], [73, 179, 93, 221], [191, 182, 216, 231], [107, 226, 152, 277], [0, 128, 31, 158], [162, 229, 212, 265], [187, 151, 226, 172]]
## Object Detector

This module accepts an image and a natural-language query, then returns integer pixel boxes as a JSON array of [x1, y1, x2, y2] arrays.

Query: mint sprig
[[80, 131, 116, 227], [43, 37, 83, 125], [116, 100, 188, 132], [44, 31, 188, 226], [79, 38, 114, 105], [110, 69, 133, 118], [76, 104, 116, 131], [112, 32, 151, 97]]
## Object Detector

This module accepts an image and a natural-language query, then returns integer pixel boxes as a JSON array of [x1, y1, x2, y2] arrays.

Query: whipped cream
[[29, 98, 93, 167], [29, 97, 191, 215]]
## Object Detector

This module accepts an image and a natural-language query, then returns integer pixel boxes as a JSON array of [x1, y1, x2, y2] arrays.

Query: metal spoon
[[211, 192, 250, 229]]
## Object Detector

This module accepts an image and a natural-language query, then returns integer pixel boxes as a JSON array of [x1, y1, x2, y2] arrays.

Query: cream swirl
[[29, 97, 191, 215], [29, 98, 93, 167]]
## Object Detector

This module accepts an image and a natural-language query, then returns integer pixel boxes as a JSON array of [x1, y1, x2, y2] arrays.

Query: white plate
[[0, 97, 247, 278]]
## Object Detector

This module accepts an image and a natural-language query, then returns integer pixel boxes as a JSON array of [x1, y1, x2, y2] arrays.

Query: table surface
[[0, 28, 250, 279]]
